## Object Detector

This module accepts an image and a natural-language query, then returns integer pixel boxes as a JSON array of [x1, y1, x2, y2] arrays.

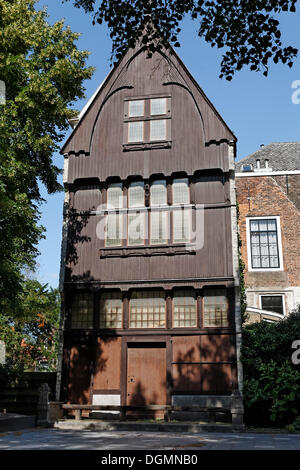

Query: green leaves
[[242, 310, 300, 427], [65, 0, 298, 80], [0, 0, 94, 306], [0, 280, 61, 374]]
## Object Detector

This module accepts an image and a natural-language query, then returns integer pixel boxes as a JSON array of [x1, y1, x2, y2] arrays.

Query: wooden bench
[[62, 404, 230, 422]]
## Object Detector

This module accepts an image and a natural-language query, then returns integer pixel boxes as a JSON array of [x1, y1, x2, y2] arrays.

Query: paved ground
[[0, 427, 300, 450]]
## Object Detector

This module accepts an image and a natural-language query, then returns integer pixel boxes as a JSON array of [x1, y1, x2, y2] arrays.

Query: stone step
[[53, 419, 245, 433]]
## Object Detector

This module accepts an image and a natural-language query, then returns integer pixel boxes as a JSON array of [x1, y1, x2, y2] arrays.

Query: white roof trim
[[78, 70, 111, 123], [236, 170, 300, 177]]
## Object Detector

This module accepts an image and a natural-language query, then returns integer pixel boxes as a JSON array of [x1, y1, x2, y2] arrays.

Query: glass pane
[[128, 212, 145, 245], [71, 293, 94, 329], [128, 182, 144, 207], [268, 219, 277, 231], [107, 183, 123, 208], [150, 180, 167, 206], [258, 219, 268, 231], [150, 210, 167, 244], [261, 296, 283, 315], [99, 291, 123, 328], [150, 119, 166, 141], [106, 213, 122, 246], [151, 98, 166, 115], [128, 121, 143, 142], [250, 220, 259, 231], [128, 100, 144, 117], [173, 178, 189, 204]]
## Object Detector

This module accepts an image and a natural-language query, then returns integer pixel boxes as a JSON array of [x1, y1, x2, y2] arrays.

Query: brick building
[[235, 142, 300, 323]]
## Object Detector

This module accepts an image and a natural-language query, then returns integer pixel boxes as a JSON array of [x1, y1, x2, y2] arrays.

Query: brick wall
[[236, 174, 300, 315]]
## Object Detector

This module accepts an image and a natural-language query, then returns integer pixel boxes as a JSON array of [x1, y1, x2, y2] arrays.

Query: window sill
[[123, 140, 172, 151], [99, 243, 196, 258]]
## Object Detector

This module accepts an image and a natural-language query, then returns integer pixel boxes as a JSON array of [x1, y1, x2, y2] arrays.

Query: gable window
[[71, 293, 94, 329], [260, 295, 284, 316], [246, 217, 283, 271], [99, 291, 123, 328], [124, 96, 171, 149], [129, 290, 166, 328], [203, 289, 229, 327], [173, 289, 197, 327]]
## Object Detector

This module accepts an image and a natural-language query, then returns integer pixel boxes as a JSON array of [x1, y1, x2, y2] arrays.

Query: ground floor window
[[71, 292, 94, 329], [260, 295, 284, 315], [129, 290, 166, 328], [99, 291, 123, 328], [173, 289, 197, 327], [203, 289, 229, 327]]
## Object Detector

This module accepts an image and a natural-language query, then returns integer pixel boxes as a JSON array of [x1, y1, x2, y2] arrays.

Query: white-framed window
[[246, 216, 283, 271], [259, 294, 285, 316]]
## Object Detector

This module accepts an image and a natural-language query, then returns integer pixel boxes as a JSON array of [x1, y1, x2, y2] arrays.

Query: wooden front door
[[126, 343, 166, 418]]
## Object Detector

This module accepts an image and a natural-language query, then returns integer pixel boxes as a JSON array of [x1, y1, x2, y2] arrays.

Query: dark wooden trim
[[120, 337, 127, 407], [166, 336, 172, 406], [92, 389, 121, 395]]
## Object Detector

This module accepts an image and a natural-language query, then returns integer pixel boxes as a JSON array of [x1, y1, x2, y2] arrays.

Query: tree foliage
[[242, 309, 300, 428], [0, 279, 60, 375], [0, 0, 94, 308], [66, 0, 298, 80]]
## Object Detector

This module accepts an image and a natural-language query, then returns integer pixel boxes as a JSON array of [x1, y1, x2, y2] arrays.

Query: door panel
[[127, 343, 166, 418]]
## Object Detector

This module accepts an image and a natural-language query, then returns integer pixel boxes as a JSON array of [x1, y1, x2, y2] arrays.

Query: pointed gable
[[61, 43, 236, 183]]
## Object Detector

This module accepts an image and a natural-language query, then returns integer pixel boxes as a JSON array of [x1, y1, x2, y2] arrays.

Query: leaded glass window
[[203, 290, 229, 327], [99, 291, 123, 328], [71, 293, 94, 329], [129, 291, 166, 328], [173, 289, 197, 327], [249, 218, 280, 269]]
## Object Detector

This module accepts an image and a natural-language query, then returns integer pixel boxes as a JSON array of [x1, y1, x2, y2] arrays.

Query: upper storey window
[[124, 96, 171, 149]]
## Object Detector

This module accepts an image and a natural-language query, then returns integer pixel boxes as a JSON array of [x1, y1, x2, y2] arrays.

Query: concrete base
[[0, 413, 36, 432], [53, 419, 245, 433]]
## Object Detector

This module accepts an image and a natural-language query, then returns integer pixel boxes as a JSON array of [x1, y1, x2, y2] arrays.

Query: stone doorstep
[[53, 419, 245, 434], [0, 413, 36, 432]]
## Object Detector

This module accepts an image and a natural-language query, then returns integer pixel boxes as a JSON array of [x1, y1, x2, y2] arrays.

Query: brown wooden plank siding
[[59, 40, 240, 409], [62, 47, 235, 181]]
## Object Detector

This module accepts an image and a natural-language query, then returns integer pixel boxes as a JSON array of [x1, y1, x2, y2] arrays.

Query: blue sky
[[35, 1, 300, 288]]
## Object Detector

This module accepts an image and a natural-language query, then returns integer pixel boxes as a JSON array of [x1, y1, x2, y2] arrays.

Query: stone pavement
[[0, 427, 300, 450]]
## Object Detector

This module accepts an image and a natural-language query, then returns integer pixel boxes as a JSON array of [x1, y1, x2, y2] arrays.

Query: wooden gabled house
[[57, 38, 243, 423]]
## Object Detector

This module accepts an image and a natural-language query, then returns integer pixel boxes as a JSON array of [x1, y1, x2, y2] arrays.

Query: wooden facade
[[58, 41, 242, 419]]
